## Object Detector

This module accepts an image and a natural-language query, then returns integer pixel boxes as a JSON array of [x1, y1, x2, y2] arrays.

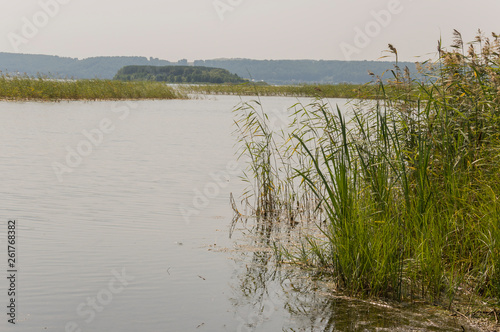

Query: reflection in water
[[229, 219, 481, 332]]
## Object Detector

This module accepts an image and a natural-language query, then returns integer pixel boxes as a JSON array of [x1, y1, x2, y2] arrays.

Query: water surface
[[0, 96, 479, 331]]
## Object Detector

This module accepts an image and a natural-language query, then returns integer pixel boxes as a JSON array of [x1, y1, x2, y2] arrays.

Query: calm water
[[0, 96, 477, 331]]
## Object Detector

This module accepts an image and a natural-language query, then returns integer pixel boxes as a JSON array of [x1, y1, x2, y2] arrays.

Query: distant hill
[[193, 59, 419, 84], [0, 53, 175, 79], [0, 52, 418, 84], [114, 65, 248, 84]]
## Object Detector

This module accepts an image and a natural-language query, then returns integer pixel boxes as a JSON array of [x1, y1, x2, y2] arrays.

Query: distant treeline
[[114, 65, 248, 84], [0, 53, 176, 79], [0, 52, 419, 84], [193, 59, 420, 84]]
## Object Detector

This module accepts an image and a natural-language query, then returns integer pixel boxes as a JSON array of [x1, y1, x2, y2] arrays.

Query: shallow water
[[0, 96, 479, 331]]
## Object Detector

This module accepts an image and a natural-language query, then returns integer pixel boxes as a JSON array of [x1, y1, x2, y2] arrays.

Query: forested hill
[[0, 52, 418, 84], [0, 53, 175, 79], [114, 65, 248, 84]]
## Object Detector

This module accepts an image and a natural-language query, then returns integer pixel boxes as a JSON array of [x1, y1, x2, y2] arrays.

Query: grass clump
[[0, 74, 185, 101], [233, 30, 500, 311]]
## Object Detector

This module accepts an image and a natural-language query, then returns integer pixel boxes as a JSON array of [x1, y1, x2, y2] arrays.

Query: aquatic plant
[[179, 83, 378, 99], [233, 31, 500, 310], [0, 74, 185, 101]]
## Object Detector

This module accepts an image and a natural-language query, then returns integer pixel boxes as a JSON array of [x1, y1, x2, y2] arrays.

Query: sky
[[0, 0, 499, 62]]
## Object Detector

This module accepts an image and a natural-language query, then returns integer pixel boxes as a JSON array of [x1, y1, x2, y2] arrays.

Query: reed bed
[[233, 31, 500, 312], [179, 83, 378, 99], [0, 74, 185, 101]]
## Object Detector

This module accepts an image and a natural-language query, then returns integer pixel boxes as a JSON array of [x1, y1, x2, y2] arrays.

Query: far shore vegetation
[[0, 73, 401, 101], [232, 31, 500, 327], [0, 74, 185, 101], [179, 83, 378, 99], [1, 73, 383, 101], [114, 65, 248, 84]]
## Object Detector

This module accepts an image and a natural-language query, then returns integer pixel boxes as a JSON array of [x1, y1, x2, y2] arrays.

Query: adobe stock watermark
[[179, 160, 242, 224], [52, 101, 137, 183], [64, 268, 135, 332], [8, 0, 72, 52], [213, 0, 244, 21], [339, 0, 413, 60]]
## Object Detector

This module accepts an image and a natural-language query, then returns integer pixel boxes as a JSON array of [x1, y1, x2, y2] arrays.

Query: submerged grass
[[233, 30, 500, 314], [0, 74, 185, 101]]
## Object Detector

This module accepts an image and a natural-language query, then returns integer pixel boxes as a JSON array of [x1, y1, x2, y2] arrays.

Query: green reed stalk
[[234, 31, 500, 308]]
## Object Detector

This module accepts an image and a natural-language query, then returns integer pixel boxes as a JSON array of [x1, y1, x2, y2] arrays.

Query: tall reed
[[0, 74, 185, 101], [181, 83, 378, 99], [234, 31, 500, 306]]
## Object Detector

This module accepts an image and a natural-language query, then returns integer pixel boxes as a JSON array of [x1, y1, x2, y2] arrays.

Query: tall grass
[[233, 31, 500, 307], [0, 74, 185, 101]]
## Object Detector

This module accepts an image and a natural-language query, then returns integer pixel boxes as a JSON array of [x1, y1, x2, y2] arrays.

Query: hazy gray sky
[[1, 0, 499, 62]]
